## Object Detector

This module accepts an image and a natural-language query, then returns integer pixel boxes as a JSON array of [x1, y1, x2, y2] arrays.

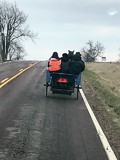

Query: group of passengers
[[48, 51, 85, 75], [46, 51, 85, 85]]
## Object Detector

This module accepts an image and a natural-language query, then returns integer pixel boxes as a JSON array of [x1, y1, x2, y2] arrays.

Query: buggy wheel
[[46, 83, 48, 97], [52, 91, 55, 94], [76, 85, 79, 99]]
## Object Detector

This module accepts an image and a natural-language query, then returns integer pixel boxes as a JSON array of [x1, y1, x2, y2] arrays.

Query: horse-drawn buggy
[[44, 71, 81, 99], [44, 51, 85, 99]]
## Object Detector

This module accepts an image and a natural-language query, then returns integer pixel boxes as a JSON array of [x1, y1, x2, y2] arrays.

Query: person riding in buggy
[[44, 51, 85, 99]]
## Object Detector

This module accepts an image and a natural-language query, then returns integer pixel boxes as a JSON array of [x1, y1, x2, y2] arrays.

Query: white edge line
[[79, 89, 117, 160]]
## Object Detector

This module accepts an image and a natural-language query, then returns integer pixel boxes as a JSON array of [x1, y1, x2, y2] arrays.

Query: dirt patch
[[81, 79, 120, 160]]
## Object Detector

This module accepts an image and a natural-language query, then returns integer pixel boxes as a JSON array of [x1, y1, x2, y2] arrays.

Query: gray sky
[[6, 0, 120, 61]]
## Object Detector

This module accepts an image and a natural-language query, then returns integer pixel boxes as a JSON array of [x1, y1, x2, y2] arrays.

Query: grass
[[76, 62, 120, 159], [82, 68, 120, 115]]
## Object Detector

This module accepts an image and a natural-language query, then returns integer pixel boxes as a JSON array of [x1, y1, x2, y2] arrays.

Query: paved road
[[0, 61, 108, 160]]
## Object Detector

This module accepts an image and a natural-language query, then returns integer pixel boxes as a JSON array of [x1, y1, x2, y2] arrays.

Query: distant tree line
[[0, 1, 36, 62]]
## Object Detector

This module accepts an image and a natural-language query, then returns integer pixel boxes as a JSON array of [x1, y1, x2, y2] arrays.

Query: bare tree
[[81, 40, 105, 62], [8, 41, 26, 60], [0, 1, 36, 61]]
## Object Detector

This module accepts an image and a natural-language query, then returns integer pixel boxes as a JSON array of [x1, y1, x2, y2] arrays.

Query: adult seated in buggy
[[68, 52, 85, 85], [46, 52, 61, 83], [60, 53, 70, 73]]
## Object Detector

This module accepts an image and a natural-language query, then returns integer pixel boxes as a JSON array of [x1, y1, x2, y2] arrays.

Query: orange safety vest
[[48, 59, 61, 71]]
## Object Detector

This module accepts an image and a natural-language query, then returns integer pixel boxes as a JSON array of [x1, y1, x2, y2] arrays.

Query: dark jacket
[[61, 61, 70, 73], [69, 52, 85, 75], [60, 53, 70, 73], [69, 60, 85, 75]]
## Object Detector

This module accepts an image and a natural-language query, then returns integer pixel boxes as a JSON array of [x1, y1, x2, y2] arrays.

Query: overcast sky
[[5, 0, 120, 61]]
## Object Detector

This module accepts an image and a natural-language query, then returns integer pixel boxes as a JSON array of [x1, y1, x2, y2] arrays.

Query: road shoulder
[[82, 79, 120, 159]]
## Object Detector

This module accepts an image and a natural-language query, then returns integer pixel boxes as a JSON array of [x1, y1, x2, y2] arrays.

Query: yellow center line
[[0, 78, 9, 83], [0, 61, 39, 89]]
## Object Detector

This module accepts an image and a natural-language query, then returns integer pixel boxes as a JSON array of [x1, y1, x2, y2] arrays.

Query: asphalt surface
[[0, 61, 108, 160]]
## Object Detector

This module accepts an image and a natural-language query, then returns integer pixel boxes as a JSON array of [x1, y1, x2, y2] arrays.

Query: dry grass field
[[86, 62, 120, 97], [86, 62, 120, 118], [82, 62, 120, 159], [83, 62, 120, 120]]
